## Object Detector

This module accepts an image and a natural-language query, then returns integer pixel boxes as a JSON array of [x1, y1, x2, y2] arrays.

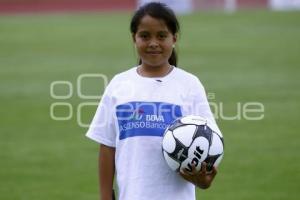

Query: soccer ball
[[162, 115, 224, 172]]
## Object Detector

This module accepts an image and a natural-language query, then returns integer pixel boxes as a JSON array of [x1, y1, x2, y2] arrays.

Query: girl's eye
[[139, 33, 149, 39], [158, 33, 167, 39]]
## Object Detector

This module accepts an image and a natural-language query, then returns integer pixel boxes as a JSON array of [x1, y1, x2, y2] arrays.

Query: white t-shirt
[[86, 66, 221, 200]]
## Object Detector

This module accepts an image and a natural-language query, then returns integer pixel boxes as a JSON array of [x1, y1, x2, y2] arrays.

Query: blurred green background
[[0, 10, 300, 200]]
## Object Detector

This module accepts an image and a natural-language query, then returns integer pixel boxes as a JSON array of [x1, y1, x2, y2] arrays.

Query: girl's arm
[[99, 144, 115, 200]]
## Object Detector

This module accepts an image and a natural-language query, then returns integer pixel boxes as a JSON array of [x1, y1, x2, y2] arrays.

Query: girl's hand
[[180, 162, 217, 189]]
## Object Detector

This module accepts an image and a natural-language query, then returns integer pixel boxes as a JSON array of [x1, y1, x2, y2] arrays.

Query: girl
[[86, 2, 221, 200]]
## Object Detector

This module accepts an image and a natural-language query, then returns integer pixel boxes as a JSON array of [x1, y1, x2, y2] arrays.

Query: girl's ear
[[173, 33, 178, 44], [132, 33, 136, 43]]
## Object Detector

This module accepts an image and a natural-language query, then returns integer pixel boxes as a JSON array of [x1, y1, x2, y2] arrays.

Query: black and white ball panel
[[162, 115, 224, 172]]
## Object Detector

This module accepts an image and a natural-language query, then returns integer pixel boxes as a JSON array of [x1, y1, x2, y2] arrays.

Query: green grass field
[[0, 10, 300, 200]]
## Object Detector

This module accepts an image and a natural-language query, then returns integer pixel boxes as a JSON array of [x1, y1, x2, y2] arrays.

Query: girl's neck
[[137, 64, 173, 78]]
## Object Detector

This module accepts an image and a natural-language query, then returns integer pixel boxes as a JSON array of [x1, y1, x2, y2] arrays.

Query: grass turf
[[0, 10, 300, 200]]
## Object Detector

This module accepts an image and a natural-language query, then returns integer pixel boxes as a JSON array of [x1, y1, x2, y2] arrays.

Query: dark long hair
[[130, 2, 180, 66]]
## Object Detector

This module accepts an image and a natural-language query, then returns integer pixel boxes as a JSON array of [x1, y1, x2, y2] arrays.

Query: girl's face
[[133, 15, 177, 69]]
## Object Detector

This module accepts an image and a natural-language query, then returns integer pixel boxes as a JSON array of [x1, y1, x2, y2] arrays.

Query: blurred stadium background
[[0, 0, 299, 200], [1, 0, 300, 13]]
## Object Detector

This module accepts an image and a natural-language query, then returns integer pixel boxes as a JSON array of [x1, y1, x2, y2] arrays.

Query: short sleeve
[[190, 77, 222, 136], [86, 88, 116, 147]]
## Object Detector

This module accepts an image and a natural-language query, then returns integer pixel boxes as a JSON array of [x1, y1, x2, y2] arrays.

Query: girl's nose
[[149, 40, 159, 48]]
